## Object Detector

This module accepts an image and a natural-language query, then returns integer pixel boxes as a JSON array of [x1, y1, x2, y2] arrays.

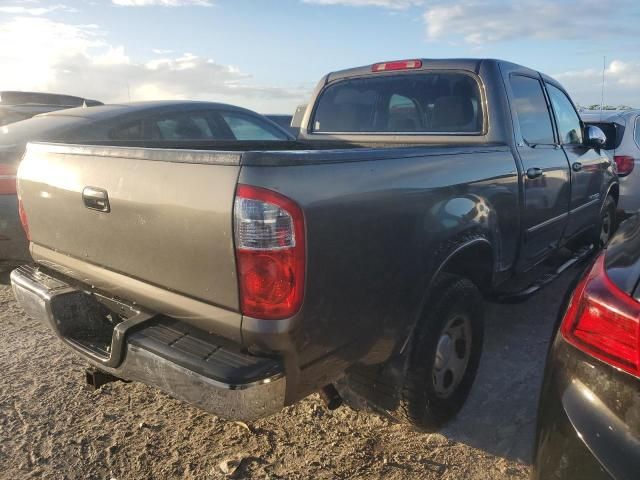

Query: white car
[[582, 110, 640, 214]]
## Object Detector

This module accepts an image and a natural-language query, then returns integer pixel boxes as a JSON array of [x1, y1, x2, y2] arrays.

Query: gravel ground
[[0, 266, 580, 480]]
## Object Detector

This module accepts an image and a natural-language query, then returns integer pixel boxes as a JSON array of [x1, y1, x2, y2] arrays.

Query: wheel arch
[[606, 182, 619, 205], [430, 234, 495, 297], [397, 232, 495, 356]]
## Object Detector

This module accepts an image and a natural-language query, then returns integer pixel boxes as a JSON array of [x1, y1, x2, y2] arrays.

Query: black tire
[[591, 195, 616, 248], [399, 273, 484, 431]]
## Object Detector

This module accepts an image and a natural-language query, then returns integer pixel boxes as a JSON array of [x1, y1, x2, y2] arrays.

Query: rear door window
[[220, 112, 289, 140], [509, 75, 555, 145], [312, 72, 483, 134], [150, 112, 225, 140], [109, 121, 144, 141]]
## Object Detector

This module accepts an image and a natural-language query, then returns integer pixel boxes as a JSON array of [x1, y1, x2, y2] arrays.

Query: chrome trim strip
[[309, 130, 483, 136], [26, 142, 242, 166], [569, 197, 601, 215], [526, 212, 568, 236]]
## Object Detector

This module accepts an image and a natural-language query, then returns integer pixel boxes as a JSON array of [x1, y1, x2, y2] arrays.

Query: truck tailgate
[[18, 143, 241, 314]]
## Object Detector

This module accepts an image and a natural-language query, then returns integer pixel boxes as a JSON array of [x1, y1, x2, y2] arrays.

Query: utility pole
[[600, 56, 606, 120]]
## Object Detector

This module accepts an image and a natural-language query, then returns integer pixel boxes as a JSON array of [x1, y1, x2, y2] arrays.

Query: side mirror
[[291, 104, 307, 130], [585, 125, 607, 149]]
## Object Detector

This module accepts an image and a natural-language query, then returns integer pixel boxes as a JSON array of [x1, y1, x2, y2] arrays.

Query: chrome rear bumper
[[11, 265, 286, 421]]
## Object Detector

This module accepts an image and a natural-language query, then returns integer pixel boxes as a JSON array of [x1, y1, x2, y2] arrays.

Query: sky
[[0, 0, 639, 113]]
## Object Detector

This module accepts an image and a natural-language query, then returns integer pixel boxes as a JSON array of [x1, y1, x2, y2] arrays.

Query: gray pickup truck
[[11, 59, 617, 430]]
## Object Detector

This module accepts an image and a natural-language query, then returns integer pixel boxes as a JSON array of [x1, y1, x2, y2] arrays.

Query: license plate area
[[50, 292, 125, 358], [49, 289, 152, 367]]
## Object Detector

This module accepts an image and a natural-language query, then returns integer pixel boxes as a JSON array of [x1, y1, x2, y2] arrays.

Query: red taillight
[[18, 197, 30, 241], [234, 184, 305, 320], [372, 59, 422, 72], [561, 254, 640, 377], [614, 155, 635, 177], [0, 164, 17, 195]]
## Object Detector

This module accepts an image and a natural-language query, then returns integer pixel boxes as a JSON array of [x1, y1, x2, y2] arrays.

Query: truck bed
[[18, 140, 513, 348]]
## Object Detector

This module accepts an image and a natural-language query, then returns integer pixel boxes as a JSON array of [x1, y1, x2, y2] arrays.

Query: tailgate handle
[[82, 187, 110, 212]]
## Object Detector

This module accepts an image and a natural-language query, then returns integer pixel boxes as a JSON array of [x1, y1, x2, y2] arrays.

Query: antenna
[[600, 56, 606, 121]]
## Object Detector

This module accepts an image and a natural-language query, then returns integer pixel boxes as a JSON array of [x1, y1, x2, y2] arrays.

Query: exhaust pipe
[[319, 384, 342, 410]]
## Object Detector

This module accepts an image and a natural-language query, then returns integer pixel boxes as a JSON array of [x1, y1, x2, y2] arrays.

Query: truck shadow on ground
[[440, 264, 583, 464]]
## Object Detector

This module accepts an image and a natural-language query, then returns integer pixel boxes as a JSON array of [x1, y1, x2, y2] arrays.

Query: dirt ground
[[0, 267, 580, 480]]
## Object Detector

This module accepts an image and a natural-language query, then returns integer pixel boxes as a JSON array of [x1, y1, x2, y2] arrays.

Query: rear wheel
[[399, 273, 484, 431], [591, 195, 616, 248]]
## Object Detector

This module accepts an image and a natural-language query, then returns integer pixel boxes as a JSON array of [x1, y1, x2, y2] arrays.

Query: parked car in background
[[264, 114, 298, 136], [0, 91, 103, 126], [582, 110, 640, 216], [0, 101, 294, 278], [532, 214, 640, 480], [11, 59, 617, 429]]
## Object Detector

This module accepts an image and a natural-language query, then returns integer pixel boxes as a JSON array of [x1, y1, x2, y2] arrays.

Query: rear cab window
[[311, 72, 483, 134]]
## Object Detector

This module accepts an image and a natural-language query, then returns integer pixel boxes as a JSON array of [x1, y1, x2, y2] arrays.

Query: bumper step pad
[[128, 318, 283, 386]]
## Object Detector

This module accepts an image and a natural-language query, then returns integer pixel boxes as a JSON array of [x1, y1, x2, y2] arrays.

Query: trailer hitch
[[85, 367, 122, 389]]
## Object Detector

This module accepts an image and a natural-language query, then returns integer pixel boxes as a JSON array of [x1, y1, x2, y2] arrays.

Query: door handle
[[572, 162, 583, 172], [82, 186, 110, 212], [526, 167, 543, 179]]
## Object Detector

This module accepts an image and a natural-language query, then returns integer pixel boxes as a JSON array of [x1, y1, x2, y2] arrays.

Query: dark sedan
[[532, 215, 640, 480], [0, 101, 294, 278], [0, 91, 103, 126]]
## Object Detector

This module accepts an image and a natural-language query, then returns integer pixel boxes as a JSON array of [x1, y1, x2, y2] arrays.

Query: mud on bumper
[[11, 265, 285, 421]]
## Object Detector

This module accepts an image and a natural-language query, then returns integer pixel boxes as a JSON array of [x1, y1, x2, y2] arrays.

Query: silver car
[[582, 110, 640, 214]]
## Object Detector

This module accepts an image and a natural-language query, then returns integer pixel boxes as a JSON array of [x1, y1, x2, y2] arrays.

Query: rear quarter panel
[[239, 146, 520, 397]]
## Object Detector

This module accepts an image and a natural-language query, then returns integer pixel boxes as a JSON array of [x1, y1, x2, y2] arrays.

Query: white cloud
[[302, 0, 422, 8], [424, 0, 627, 44], [555, 60, 640, 108], [111, 0, 212, 6], [0, 4, 76, 15], [92, 46, 130, 66], [0, 17, 306, 112], [0, 17, 104, 90]]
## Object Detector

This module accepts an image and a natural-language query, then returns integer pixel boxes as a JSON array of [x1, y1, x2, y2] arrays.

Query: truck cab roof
[[326, 58, 540, 83]]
